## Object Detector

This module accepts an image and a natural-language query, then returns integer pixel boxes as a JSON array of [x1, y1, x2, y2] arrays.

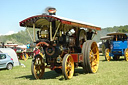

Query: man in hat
[[87, 29, 97, 40]]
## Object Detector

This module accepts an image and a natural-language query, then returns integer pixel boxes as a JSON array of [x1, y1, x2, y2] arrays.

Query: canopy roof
[[20, 14, 101, 30], [100, 36, 114, 40]]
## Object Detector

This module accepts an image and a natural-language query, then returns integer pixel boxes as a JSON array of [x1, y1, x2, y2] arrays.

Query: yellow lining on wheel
[[125, 48, 128, 61]]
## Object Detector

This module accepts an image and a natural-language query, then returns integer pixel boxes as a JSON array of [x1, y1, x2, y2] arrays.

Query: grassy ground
[[0, 54, 128, 85]]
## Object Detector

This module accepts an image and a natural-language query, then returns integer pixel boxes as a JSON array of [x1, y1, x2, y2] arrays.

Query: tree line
[[0, 25, 128, 44]]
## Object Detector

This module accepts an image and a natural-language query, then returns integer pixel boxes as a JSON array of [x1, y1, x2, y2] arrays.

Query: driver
[[37, 26, 49, 39], [86, 29, 97, 40]]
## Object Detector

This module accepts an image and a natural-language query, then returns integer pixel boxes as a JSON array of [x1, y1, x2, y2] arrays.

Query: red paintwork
[[61, 20, 71, 25], [79, 54, 83, 62], [71, 54, 78, 62], [16, 52, 33, 59], [80, 45, 83, 48], [45, 65, 62, 70], [71, 53, 83, 63], [36, 42, 49, 46]]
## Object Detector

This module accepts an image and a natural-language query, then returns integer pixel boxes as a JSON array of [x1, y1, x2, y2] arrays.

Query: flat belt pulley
[[46, 46, 55, 56]]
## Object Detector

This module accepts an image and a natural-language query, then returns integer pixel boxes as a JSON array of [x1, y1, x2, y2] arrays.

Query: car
[[0, 53, 14, 70]]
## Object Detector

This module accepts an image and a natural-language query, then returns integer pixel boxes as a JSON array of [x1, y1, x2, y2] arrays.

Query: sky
[[0, 0, 128, 35]]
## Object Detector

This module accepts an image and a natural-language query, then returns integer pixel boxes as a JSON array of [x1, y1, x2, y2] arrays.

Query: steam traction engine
[[101, 32, 128, 61], [19, 8, 101, 79]]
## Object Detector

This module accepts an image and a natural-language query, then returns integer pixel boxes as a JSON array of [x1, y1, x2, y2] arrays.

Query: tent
[[0, 48, 19, 66]]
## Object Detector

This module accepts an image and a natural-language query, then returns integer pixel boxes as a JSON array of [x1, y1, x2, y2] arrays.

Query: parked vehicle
[[100, 32, 128, 61], [0, 53, 14, 70]]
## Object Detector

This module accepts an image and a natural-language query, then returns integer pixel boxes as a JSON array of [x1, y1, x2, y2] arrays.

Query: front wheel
[[31, 54, 45, 79], [124, 48, 128, 61], [62, 54, 74, 80]]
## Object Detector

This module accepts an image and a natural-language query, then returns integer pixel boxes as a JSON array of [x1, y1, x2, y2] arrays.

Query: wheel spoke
[[90, 57, 97, 67], [89, 50, 98, 63], [92, 60, 97, 66], [91, 46, 97, 51], [93, 51, 98, 56], [91, 64, 96, 72], [89, 51, 93, 64]]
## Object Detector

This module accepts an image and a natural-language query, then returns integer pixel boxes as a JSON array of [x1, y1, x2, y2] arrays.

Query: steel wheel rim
[[33, 56, 45, 79], [125, 49, 128, 61], [105, 49, 111, 61], [89, 42, 99, 73], [65, 55, 74, 79]]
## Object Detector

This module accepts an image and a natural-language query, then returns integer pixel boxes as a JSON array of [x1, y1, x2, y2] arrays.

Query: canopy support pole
[[33, 24, 36, 42], [116, 35, 117, 41], [26, 27, 33, 42], [50, 22, 53, 41], [53, 23, 61, 41]]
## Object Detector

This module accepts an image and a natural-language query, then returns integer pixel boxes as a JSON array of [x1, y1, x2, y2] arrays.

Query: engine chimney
[[48, 7, 56, 15]]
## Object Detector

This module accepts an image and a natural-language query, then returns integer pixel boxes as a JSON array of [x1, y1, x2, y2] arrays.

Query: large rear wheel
[[105, 48, 111, 61], [82, 40, 99, 73], [62, 54, 74, 80], [124, 48, 128, 61], [31, 54, 45, 79]]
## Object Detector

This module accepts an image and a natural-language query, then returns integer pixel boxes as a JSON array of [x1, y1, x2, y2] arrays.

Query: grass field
[[0, 54, 128, 85]]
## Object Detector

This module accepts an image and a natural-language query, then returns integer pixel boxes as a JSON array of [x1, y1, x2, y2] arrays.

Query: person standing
[[87, 29, 97, 40], [33, 47, 40, 56], [22, 48, 27, 60], [27, 43, 30, 49]]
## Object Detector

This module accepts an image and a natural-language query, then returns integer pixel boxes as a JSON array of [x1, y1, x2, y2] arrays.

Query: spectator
[[27, 43, 30, 49], [22, 48, 27, 60], [14, 47, 17, 52], [33, 47, 40, 56]]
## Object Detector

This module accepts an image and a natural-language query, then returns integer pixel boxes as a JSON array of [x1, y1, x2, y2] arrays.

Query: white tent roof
[[17, 45, 27, 49], [0, 48, 19, 66]]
